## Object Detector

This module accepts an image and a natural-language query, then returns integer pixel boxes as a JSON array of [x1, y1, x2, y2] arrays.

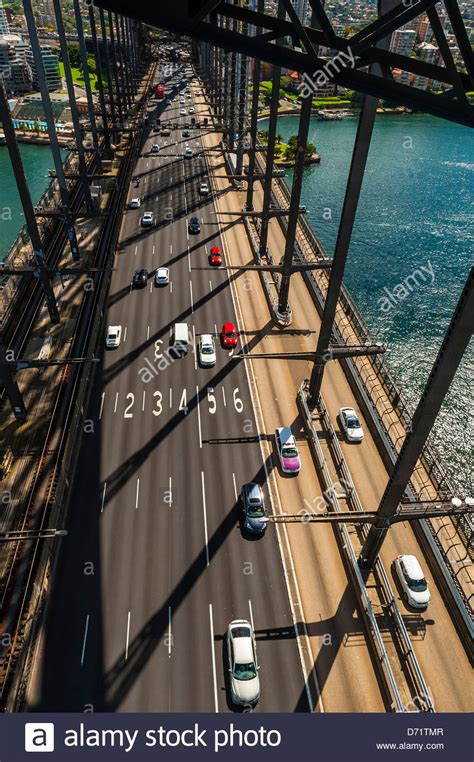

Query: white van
[[171, 322, 189, 356]]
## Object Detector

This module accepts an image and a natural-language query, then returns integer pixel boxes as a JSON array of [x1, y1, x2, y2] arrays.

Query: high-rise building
[[289, 0, 308, 23], [414, 42, 440, 90], [390, 28, 417, 56], [0, 34, 32, 92], [0, 1, 10, 36], [26, 45, 61, 91]]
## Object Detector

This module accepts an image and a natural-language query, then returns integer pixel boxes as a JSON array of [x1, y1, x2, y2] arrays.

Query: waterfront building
[[25, 44, 61, 91]]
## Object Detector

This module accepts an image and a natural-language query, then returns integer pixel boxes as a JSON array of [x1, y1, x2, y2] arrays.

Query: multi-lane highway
[[32, 63, 312, 712]]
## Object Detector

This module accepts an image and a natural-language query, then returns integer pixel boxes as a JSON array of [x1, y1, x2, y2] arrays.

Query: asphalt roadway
[[32, 62, 312, 713]]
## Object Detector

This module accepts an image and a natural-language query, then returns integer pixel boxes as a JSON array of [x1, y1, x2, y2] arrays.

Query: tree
[[284, 134, 317, 161], [64, 44, 81, 68]]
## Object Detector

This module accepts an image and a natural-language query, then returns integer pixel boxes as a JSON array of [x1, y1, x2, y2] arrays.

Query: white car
[[141, 212, 154, 227], [150, 144, 160, 154], [180, 109, 187, 116], [106, 325, 122, 349], [189, 106, 195, 114], [339, 406, 364, 442], [198, 334, 216, 367], [199, 182, 210, 195], [394, 554, 431, 608], [226, 620, 260, 707], [155, 267, 169, 286], [129, 197, 141, 209], [184, 147, 193, 158]]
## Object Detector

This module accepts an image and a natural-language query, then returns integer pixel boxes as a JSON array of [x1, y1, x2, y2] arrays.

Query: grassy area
[[58, 61, 106, 92]]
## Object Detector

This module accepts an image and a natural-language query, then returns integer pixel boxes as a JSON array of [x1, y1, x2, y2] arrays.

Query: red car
[[209, 246, 222, 266], [221, 322, 239, 349]]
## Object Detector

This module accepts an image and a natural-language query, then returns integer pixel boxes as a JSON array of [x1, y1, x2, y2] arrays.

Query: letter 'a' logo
[[25, 723, 55, 752]]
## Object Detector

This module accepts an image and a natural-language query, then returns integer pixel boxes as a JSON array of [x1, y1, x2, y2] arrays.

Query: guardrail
[[298, 382, 434, 712]]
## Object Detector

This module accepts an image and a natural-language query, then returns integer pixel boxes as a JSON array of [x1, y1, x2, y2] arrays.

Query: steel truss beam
[[93, 0, 474, 126]]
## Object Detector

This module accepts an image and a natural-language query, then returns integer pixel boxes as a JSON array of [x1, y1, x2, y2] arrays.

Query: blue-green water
[[260, 114, 473, 490], [0, 143, 58, 261]]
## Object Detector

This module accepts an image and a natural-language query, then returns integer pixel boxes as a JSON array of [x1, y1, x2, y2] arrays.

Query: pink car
[[275, 427, 301, 474]]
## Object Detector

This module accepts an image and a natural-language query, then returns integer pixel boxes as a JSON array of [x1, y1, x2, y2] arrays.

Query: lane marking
[[168, 606, 172, 657], [170, 280, 173, 293], [209, 279, 213, 293], [147, 325, 150, 341], [142, 390, 146, 412], [135, 478, 140, 510], [99, 392, 105, 420], [192, 325, 197, 370], [232, 472, 238, 503], [123, 326, 127, 343], [187, 245, 191, 272], [80, 614, 90, 666], [125, 611, 131, 660], [222, 386, 227, 407], [101, 482, 107, 513], [201, 471, 210, 567], [150, 280, 153, 294], [134, 245, 138, 256], [248, 599, 255, 632], [169, 387, 173, 408], [189, 280, 194, 313], [153, 244, 155, 255], [196, 385, 202, 450], [209, 604, 219, 713], [114, 392, 119, 413]]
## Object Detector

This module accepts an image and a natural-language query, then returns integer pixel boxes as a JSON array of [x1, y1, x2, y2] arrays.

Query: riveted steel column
[[53, 0, 93, 215], [74, 0, 101, 172], [100, 8, 117, 131], [235, 5, 249, 175], [223, 14, 233, 145], [307, 0, 394, 404], [108, 11, 124, 124], [119, 16, 133, 109], [277, 92, 313, 317], [115, 15, 130, 113], [89, 3, 111, 157], [24, 0, 80, 261], [0, 79, 59, 323], [360, 266, 474, 569], [245, 0, 264, 211], [228, 16, 238, 152]]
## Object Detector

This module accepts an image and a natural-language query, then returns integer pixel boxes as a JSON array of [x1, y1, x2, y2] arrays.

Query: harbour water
[[0, 143, 58, 262], [260, 114, 474, 491]]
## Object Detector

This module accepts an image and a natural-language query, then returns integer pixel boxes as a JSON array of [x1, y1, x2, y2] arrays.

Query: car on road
[[141, 212, 154, 227], [241, 483, 267, 536], [209, 246, 222, 266], [339, 406, 364, 443], [220, 322, 238, 349], [394, 554, 431, 608], [189, 106, 195, 114], [105, 325, 122, 349], [198, 334, 216, 367], [154, 267, 169, 286], [226, 620, 260, 707], [129, 197, 141, 209], [184, 147, 193, 158], [199, 181, 210, 195], [188, 216, 201, 234], [275, 426, 301, 474], [165, 98, 172, 105], [182, 129, 190, 138], [180, 109, 187, 116], [132, 268, 148, 288], [150, 143, 160, 154]]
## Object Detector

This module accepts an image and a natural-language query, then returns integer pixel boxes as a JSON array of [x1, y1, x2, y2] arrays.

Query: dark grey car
[[241, 483, 267, 536]]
